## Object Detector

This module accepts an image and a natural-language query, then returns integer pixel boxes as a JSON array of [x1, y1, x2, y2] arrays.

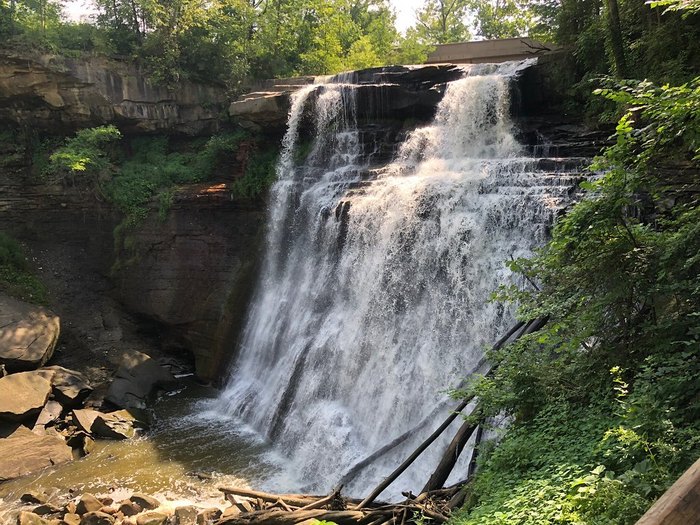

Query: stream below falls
[[0, 384, 277, 520]]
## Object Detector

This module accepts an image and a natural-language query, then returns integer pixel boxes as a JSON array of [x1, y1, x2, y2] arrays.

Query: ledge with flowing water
[[216, 57, 610, 502]]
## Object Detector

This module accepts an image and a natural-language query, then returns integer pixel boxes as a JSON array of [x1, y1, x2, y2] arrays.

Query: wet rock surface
[[229, 64, 465, 131], [7, 490, 238, 525], [106, 351, 176, 410]]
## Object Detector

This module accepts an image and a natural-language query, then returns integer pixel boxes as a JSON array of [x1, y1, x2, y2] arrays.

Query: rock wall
[[111, 185, 265, 382], [0, 51, 227, 134], [0, 158, 264, 383]]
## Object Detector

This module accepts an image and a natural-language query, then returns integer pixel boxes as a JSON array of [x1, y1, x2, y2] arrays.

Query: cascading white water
[[217, 60, 579, 496]]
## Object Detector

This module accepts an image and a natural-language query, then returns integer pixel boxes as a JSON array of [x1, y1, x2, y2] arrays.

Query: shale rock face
[[0, 294, 60, 372], [229, 64, 466, 132], [0, 51, 227, 134], [112, 185, 265, 381]]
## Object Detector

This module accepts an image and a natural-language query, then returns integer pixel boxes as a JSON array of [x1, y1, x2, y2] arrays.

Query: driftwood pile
[[216, 318, 547, 525], [217, 485, 462, 525]]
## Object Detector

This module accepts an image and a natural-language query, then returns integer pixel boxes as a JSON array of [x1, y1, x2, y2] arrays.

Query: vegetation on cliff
[[43, 126, 275, 220]]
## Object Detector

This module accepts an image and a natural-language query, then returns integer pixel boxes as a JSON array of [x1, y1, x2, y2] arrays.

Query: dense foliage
[[43, 126, 276, 231], [2, 0, 698, 91], [452, 62, 700, 525], [0, 0, 406, 86]]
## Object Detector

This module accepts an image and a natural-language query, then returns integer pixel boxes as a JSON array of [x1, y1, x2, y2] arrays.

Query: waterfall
[[217, 60, 579, 497]]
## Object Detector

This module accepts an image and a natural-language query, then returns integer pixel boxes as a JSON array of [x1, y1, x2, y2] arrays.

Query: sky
[[63, 0, 424, 33], [391, 0, 423, 33]]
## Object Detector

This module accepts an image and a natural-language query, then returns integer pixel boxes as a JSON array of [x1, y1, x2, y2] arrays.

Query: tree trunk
[[605, 0, 628, 77], [421, 416, 479, 493]]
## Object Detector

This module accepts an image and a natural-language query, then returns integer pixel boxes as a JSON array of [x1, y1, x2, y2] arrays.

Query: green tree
[[469, 0, 536, 39], [345, 34, 381, 70], [391, 27, 435, 64], [413, 0, 471, 44], [93, 0, 151, 53], [650, 0, 700, 15], [47, 125, 122, 180], [604, 0, 627, 77], [457, 73, 700, 525]]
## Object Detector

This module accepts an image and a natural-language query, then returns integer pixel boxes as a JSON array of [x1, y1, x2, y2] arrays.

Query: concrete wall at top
[[426, 38, 560, 64]]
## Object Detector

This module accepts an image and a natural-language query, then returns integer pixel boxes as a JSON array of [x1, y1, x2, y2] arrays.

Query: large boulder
[[0, 370, 53, 421], [17, 512, 50, 525], [72, 408, 100, 434], [76, 494, 103, 515], [229, 93, 292, 131], [72, 408, 147, 439], [91, 409, 141, 439], [0, 424, 72, 481], [0, 294, 60, 373], [79, 511, 115, 525], [105, 351, 175, 409]]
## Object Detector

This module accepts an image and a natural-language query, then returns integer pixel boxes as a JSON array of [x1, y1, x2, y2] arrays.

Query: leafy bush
[[232, 147, 278, 199], [47, 125, 121, 180]]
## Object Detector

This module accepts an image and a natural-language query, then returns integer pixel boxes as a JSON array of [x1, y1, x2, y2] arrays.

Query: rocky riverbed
[[0, 292, 280, 525], [0, 291, 183, 480], [9, 488, 241, 525]]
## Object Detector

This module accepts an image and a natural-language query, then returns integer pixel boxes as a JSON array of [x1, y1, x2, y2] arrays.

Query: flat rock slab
[[106, 351, 175, 409], [0, 294, 60, 372], [92, 409, 139, 439], [72, 409, 100, 433], [72, 408, 146, 439], [0, 425, 72, 482], [0, 371, 52, 421], [42, 365, 92, 406], [32, 399, 63, 433]]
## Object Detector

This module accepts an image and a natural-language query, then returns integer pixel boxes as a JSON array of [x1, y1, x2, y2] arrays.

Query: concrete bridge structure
[[425, 37, 560, 64]]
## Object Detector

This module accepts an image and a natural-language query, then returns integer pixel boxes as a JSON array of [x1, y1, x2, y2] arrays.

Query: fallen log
[[421, 415, 480, 493], [340, 321, 527, 489], [357, 318, 547, 508], [216, 319, 550, 525], [467, 425, 484, 480], [297, 486, 344, 511], [218, 486, 322, 509], [356, 395, 477, 509], [219, 508, 366, 525]]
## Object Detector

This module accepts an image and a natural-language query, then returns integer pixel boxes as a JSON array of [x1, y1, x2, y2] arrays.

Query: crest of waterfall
[[217, 60, 579, 497]]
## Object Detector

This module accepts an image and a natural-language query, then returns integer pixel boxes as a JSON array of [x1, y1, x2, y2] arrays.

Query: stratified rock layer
[[0, 51, 227, 134], [112, 185, 265, 381]]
